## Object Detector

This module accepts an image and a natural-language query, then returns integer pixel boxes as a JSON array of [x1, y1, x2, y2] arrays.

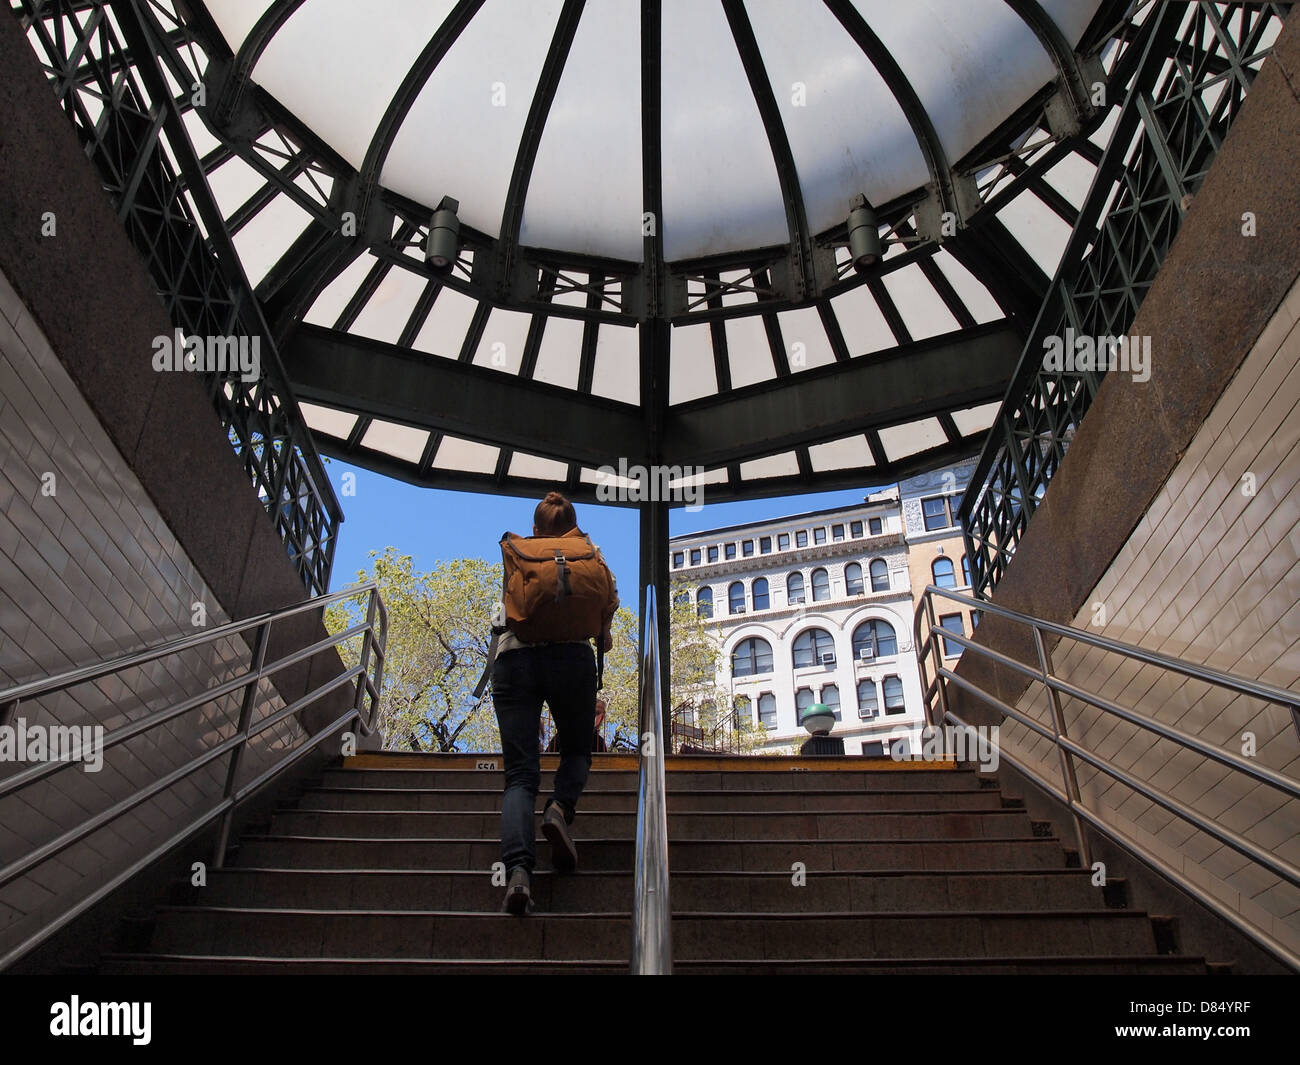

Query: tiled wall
[[0, 265, 307, 961], [1001, 276, 1300, 955]]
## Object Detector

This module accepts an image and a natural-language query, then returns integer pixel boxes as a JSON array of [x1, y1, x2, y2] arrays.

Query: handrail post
[[632, 587, 672, 974], [353, 589, 378, 727], [1031, 625, 1090, 868], [212, 620, 271, 869], [924, 591, 951, 731]]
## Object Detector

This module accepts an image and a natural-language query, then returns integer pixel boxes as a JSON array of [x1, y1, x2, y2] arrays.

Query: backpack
[[499, 527, 615, 643]]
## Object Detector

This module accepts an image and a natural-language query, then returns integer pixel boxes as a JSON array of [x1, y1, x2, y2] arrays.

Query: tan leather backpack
[[499, 527, 615, 643]]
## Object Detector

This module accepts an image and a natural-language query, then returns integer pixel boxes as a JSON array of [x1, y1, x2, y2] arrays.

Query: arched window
[[732, 637, 773, 678], [787, 571, 805, 605], [852, 619, 897, 659], [697, 587, 713, 618], [869, 559, 889, 591], [794, 687, 815, 721], [857, 679, 879, 718], [811, 567, 830, 602], [844, 563, 864, 596], [733, 695, 751, 729], [793, 628, 836, 668], [932, 557, 956, 589], [821, 683, 841, 721], [728, 581, 746, 614], [961, 554, 971, 587], [673, 589, 690, 609], [752, 577, 770, 611]]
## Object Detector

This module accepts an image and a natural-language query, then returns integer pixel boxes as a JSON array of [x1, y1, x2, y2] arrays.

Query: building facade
[[669, 460, 977, 755]]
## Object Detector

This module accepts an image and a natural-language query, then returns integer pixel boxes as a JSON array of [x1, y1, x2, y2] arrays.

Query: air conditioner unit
[[819, 651, 836, 666], [788, 596, 805, 606], [858, 646, 875, 662], [733, 606, 746, 614], [858, 708, 877, 721]]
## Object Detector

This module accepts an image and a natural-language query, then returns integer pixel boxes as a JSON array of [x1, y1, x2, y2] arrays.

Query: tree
[[325, 548, 499, 752]]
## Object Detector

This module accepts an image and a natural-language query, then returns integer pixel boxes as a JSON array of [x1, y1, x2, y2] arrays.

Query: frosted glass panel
[[522, 0, 642, 261], [383, 0, 566, 238], [661, 0, 786, 261], [746, 0, 928, 235], [257, 0, 460, 169], [854, 0, 1056, 163]]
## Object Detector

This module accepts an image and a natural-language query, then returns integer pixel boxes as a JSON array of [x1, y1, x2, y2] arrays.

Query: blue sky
[[325, 460, 890, 604]]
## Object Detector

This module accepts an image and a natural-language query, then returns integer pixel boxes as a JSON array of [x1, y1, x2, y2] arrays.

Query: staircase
[[100, 753, 1219, 974]]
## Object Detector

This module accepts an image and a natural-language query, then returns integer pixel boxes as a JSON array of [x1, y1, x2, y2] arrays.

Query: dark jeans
[[492, 642, 597, 874]]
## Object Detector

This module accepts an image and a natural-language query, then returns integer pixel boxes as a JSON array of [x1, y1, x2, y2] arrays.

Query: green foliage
[[326, 548, 500, 752]]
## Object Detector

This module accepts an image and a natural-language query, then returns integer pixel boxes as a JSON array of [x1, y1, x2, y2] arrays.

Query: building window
[[758, 692, 777, 729], [725, 542, 736, 560], [728, 581, 746, 614], [795, 687, 816, 724], [820, 683, 842, 721], [673, 552, 684, 569], [811, 567, 830, 602], [832, 523, 845, 541], [939, 613, 965, 657], [850, 520, 863, 537], [795, 530, 808, 548], [922, 495, 957, 531], [778, 533, 790, 551], [759, 535, 772, 554], [697, 587, 713, 618], [742, 540, 754, 557], [787, 571, 805, 605], [814, 527, 827, 544], [707, 545, 719, 563], [732, 637, 773, 678], [673, 589, 690, 609], [852, 619, 897, 660], [961, 554, 971, 587], [869, 558, 889, 592], [690, 548, 701, 565], [857, 679, 879, 719], [733, 695, 751, 729], [793, 628, 836, 668], [753, 577, 770, 611], [882, 675, 905, 714], [869, 517, 883, 536], [932, 557, 956, 589], [844, 563, 864, 596]]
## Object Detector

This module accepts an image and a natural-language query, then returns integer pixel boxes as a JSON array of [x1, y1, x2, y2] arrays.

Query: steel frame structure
[[12, 0, 342, 596], [961, 1, 1293, 601]]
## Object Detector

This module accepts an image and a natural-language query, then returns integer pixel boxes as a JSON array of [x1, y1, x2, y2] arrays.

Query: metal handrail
[[0, 583, 387, 971], [913, 584, 1300, 971], [631, 586, 672, 974]]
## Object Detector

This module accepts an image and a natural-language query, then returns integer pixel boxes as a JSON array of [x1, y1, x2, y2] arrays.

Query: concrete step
[[176, 867, 1121, 913], [294, 786, 1010, 813], [141, 906, 1161, 960], [232, 834, 1071, 871], [266, 807, 1036, 841], [99, 953, 1210, 975], [318, 767, 982, 792]]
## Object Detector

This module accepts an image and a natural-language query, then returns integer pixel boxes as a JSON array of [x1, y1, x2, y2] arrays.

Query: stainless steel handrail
[[913, 583, 1300, 971], [631, 586, 672, 974], [0, 583, 387, 971]]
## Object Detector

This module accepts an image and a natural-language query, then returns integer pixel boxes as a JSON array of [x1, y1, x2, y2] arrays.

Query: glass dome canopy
[[107, 0, 1138, 503]]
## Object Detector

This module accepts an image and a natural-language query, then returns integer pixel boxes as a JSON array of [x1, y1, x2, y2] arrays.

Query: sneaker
[[542, 802, 578, 872], [502, 867, 533, 915]]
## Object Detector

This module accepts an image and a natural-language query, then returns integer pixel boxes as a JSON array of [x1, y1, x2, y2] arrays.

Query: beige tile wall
[[1000, 275, 1300, 956], [0, 266, 309, 962]]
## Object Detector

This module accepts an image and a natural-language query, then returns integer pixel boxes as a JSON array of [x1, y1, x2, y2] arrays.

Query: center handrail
[[631, 586, 672, 974]]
